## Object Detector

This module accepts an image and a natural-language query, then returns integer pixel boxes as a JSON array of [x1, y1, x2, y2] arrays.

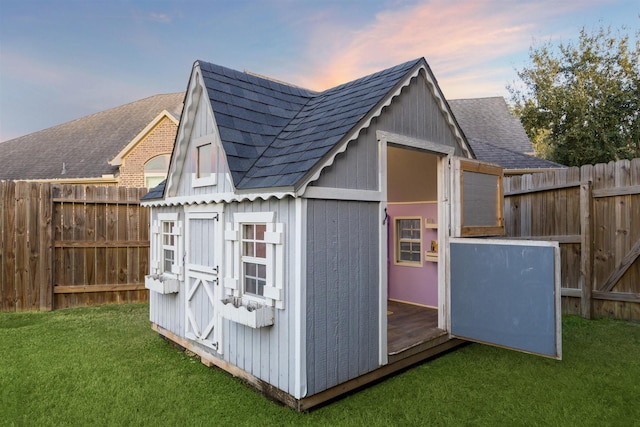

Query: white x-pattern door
[[185, 207, 223, 353]]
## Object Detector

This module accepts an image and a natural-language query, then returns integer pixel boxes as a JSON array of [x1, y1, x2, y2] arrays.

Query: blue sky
[[0, 0, 637, 141]]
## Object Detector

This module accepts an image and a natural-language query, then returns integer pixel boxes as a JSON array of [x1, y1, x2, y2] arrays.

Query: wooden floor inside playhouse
[[387, 300, 446, 359]]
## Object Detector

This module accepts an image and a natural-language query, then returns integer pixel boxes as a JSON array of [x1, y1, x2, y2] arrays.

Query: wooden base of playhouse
[[152, 323, 465, 411]]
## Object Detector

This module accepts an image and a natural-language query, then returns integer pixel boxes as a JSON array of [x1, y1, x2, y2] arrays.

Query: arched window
[[144, 154, 171, 189]]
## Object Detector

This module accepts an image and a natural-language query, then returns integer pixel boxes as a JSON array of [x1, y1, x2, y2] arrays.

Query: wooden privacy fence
[[504, 158, 640, 321], [0, 182, 149, 312]]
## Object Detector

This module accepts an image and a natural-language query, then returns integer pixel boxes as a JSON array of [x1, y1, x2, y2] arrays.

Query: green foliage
[[1, 305, 639, 426], [510, 26, 640, 166]]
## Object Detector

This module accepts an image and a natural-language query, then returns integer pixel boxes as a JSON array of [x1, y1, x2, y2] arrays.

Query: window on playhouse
[[395, 217, 422, 266], [241, 223, 268, 298], [144, 154, 170, 189], [192, 136, 217, 187], [151, 213, 183, 279], [224, 212, 284, 309], [451, 158, 505, 237]]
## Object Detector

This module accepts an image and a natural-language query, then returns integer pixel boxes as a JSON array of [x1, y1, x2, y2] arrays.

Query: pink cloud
[[293, 0, 607, 97]]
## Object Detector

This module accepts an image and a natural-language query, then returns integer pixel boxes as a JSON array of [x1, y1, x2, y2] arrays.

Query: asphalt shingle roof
[[467, 138, 564, 170], [0, 93, 184, 180], [200, 59, 422, 189], [449, 97, 534, 154]]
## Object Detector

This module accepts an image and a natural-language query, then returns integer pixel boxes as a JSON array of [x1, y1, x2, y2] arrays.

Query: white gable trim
[[164, 63, 236, 198], [165, 66, 204, 197], [109, 110, 179, 166], [141, 191, 295, 207], [294, 61, 474, 196]]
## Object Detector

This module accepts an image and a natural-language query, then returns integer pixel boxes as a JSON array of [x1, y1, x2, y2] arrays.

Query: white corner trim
[[294, 197, 307, 398]]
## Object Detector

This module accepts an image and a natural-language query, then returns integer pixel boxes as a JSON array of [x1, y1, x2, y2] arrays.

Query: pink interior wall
[[387, 202, 438, 307]]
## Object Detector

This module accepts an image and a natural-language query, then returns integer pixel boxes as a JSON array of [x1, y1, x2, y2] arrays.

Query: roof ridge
[[235, 58, 424, 188], [4, 92, 184, 142]]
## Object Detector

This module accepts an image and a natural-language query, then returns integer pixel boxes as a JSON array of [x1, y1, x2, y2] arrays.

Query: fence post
[[39, 183, 54, 311], [579, 181, 593, 319]]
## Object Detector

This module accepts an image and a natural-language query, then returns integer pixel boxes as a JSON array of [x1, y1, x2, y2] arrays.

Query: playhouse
[[142, 58, 561, 410]]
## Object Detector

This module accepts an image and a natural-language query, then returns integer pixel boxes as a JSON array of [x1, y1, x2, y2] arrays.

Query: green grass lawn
[[1, 304, 639, 426]]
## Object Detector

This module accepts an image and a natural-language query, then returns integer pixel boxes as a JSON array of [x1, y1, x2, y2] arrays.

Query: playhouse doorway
[[386, 146, 444, 356]]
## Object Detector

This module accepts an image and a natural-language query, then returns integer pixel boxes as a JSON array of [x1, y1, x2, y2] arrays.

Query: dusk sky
[[0, 0, 638, 142]]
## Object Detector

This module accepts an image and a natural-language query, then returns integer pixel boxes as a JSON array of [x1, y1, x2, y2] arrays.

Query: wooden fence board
[[1, 182, 16, 310], [14, 182, 28, 310], [1, 182, 149, 312], [39, 183, 53, 311], [504, 159, 640, 321]]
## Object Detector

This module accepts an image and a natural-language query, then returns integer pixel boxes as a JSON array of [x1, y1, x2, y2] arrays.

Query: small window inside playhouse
[[395, 217, 422, 266]]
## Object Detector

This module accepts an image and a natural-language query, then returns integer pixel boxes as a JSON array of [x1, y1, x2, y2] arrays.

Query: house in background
[[449, 96, 564, 174], [0, 93, 183, 187], [141, 58, 561, 410]]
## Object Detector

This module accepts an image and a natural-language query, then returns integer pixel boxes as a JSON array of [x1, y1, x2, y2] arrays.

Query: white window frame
[[451, 158, 505, 237], [394, 216, 423, 267], [191, 136, 217, 188], [144, 154, 171, 189], [240, 223, 269, 303], [224, 212, 285, 309], [151, 212, 183, 279]]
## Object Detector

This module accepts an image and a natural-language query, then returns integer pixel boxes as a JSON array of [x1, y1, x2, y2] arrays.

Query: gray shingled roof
[[0, 93, 184, 180], [449, 97, 533, 154], [200, 59, 423, 189], [467, 138, 564, 170], [448, 96, 564, 169]]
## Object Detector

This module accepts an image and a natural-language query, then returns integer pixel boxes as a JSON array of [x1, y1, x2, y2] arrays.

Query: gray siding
[[305, 199, 380, 395], [376, 73, 465, 154], [312, 74, 465, 191], [176, 93, 235, 197], [222, 197, 298, 395], [311, 126, 379, 190], [149, 198, 300, 396], [149, 206, 186, 336]]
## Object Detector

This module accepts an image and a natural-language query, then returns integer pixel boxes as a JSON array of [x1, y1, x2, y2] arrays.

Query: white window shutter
[[224, 222, 239, 297], [150, 220, 160, 274], [176, 220, 184, 280], [263, 223, 284, 309]]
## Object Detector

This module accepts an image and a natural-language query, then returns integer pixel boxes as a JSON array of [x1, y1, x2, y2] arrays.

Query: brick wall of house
[[118, 116, 177, 187]]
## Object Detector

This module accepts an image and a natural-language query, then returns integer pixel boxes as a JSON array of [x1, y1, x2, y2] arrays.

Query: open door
[[447, 157, 561, 359], [449, 238, 561, 359]]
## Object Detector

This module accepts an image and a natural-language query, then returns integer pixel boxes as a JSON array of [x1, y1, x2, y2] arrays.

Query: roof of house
[[447, 96, 564, 170], [198, 58, 431, 189], [467, 138, 564, 170], [0, 93, 184, 181], [448, 97, 534, 154]]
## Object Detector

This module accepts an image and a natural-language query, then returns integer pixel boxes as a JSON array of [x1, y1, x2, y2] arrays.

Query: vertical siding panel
[[348, 202, 360, 378], [336, 201, 350, 383], [313, 200, 328, 392], [305, 200, 379, 395]]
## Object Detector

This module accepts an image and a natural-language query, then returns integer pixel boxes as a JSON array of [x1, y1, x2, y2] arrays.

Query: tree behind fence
[[0, 182, 149, 312]]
